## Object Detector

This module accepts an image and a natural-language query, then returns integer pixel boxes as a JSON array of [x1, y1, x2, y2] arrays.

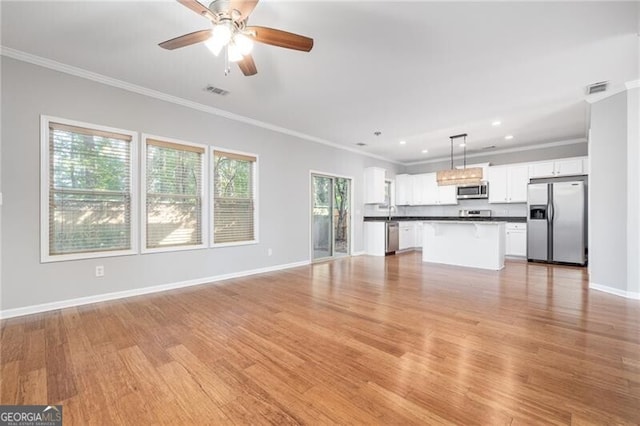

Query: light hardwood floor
[[2, 252, 639, 424]]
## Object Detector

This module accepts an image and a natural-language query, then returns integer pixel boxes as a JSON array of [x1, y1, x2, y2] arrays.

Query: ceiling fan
[[159, 0, 314, 76]]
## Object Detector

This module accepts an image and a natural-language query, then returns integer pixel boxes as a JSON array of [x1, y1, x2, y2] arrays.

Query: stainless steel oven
[[456, 183, 489, 199]]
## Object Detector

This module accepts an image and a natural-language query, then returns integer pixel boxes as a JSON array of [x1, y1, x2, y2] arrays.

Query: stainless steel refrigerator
[[527, 180, 587, 265]]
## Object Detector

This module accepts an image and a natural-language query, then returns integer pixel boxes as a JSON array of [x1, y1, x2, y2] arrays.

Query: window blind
[[213, 150, 256, 244], [145, 139, 204, 249], [49, 122, 132, 255]]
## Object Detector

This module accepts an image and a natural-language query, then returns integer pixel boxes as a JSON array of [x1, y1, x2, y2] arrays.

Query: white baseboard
[[0, 260, 310, 320], [589, 282, 640, 300], [351, 251, 366, 256]]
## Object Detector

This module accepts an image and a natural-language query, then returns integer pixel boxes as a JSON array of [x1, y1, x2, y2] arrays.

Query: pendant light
[[436, 133, 483, 186]]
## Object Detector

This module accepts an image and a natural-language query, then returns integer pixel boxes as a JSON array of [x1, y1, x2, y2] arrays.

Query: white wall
[[589, 91, 630, 294], [627, 85, 640, 295], [0, 57, 400, 313]]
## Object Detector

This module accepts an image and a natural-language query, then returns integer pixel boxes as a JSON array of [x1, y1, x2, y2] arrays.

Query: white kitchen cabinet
[[487, 166, 508, 203], [505, 223, 527, 257], [437, 184, 459, 205], [555, 158, 584, 176], [364, 167, 386, 204], [412, 173, 457, 206], [410, 173, 430, 205], [422, 173, 438, 205], [395, 174, 413, 205], [364, 222, 386, 256], [487, 164, 528, 203], [529, 161, 556, 178], [508, 165, 529, 202], [399, 222, 416, 250], [529, 157, 585, 178]]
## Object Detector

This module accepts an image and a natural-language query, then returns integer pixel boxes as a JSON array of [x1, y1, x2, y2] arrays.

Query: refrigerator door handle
[[547, 202, 554, 224]]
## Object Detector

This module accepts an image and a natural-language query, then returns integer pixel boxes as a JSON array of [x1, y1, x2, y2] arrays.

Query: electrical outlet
[[267, 248, 273, 256], [95, 265, 104, 277]]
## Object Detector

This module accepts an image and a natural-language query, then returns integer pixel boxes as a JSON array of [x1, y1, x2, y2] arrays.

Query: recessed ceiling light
[[459, 143, 466, 147], [421, 149, 429, 154], [491, 120, 501, 127], [399, 140, 406, 145], [505, 135, 514, 140]]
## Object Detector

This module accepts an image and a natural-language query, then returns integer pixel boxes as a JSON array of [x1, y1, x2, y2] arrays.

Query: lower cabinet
[[505, 223, 527, 257], [364, 222, 386, 256], [399, 222, 416, 250]]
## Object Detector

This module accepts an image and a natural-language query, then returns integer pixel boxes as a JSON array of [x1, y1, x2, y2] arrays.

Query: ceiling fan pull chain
[[224, 45, 231, 76]]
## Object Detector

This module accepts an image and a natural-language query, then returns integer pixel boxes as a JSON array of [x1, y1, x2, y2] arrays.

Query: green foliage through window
[[145, 140, 204, 249], [213, 151, 256, 243], [48, 122, 133, 255]]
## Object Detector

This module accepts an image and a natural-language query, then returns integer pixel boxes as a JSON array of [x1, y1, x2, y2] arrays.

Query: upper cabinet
[[437, 182, 459, 205], [364, 167, 386, 204], [414, 173, 457, 206], [486, 166, 508, 203], [385, 156, 587, 207], [393, 172, 457, 206], [395, 174, 413, 206], [487, 164, 529, 203], [529, 157, 585, 178]]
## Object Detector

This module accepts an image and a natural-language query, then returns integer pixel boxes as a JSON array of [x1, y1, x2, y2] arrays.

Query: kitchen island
[[422, 221, 506, 270]]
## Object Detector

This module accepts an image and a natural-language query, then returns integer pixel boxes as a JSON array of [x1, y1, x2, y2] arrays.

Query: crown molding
[[0, 46, 401, 165], [403, 137, 587, 166]]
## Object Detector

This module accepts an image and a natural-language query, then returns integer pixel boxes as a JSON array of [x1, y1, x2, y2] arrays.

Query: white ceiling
[[2, 1, 638, 163]]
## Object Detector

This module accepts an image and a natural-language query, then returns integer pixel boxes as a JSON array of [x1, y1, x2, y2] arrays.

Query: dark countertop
[[364, 216, 527, 223]]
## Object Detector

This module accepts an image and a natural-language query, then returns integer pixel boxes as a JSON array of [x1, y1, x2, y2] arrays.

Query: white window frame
[[141, 134, 208, 254], [211, 147, 259, 248], [40, 115, 138, 263]]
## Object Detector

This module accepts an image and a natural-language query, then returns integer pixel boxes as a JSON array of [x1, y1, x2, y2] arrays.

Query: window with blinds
[[45, 120, 135, 258], [145, 138, 205, 250], [213, 150, 257, 244]]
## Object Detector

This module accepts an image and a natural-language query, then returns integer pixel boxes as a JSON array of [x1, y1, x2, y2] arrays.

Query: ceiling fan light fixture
[[205, 36, 225, 56], [227, 42, 244, 62], [212, 22, 232, 45], [161, 0, 315, 76], [233, 33, 254, 55]]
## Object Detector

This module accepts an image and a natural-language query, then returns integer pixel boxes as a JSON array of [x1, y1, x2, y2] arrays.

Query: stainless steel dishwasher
[[385, 221, 399, 255]]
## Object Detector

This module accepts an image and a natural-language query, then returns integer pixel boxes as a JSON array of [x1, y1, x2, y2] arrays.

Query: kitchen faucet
[[388, 205, 396, 221]]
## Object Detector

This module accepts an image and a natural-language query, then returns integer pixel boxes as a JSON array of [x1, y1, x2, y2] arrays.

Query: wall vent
[[586, 81, 608, 95], [204, 85, 230, 96]]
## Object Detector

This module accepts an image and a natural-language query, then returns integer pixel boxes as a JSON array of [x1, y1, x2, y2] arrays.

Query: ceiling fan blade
[[237, 55, 258, 76], [229, 0, 259, 21], [159, 29, 212, 50], [246, 26, 314, 52], [177, 0, 216, 21]]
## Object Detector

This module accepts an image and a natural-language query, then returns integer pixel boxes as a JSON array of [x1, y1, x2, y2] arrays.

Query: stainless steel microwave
[[456, 183, 489, 199]]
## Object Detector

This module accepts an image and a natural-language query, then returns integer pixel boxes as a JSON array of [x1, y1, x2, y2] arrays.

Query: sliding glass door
[[312, 174, 351, 261], [333, 177, 350, 257]]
